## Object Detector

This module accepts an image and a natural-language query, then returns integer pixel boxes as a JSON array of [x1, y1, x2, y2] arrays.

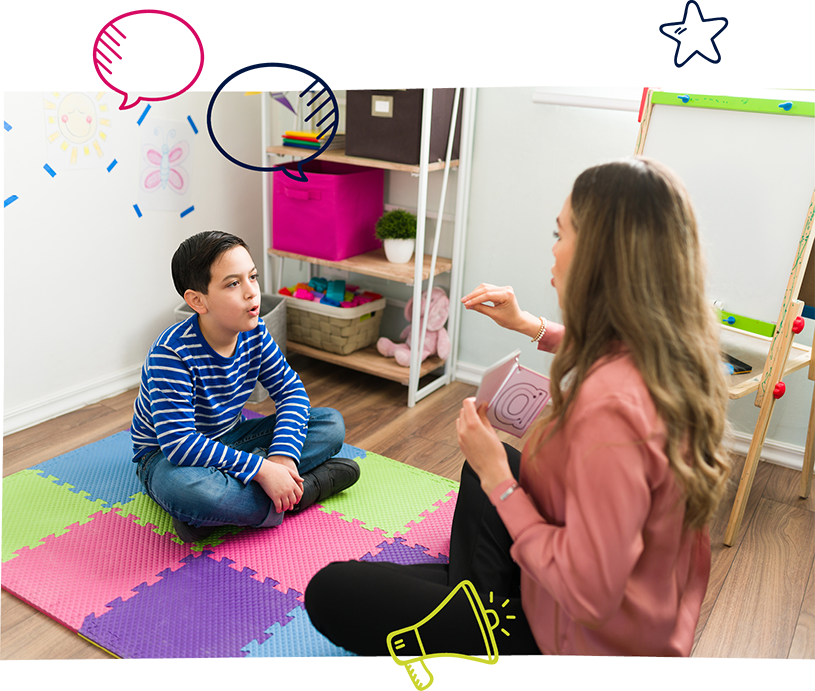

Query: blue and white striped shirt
[[131, 315, 310, 484]]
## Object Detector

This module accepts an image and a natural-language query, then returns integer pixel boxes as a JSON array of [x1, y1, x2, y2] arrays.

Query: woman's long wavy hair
[[528, 157, 732, 530]]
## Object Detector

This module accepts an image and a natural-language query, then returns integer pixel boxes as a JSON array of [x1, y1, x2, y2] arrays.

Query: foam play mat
[[2, 415, 459, 658]]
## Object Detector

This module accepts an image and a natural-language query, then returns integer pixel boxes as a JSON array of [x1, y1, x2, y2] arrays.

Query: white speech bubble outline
[[121, 53, 180, 108]]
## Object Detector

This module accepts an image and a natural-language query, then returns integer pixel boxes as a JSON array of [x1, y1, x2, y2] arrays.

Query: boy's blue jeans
[[135, 408, 345, 530]]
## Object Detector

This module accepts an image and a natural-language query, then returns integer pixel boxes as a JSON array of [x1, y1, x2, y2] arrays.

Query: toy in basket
[[279, 278, 386, 355]]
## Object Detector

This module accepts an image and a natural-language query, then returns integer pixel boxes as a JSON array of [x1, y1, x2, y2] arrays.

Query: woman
[[305, 157, 731, 657]]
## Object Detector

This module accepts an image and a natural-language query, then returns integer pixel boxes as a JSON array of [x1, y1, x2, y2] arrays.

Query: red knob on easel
[[773, 382, 786, 399], [792, 317, 805, 334]]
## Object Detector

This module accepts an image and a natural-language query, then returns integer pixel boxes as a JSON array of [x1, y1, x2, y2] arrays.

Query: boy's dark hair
[[172, 230, 249, 297]]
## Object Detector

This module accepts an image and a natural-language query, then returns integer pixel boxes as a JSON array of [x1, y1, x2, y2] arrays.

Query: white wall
[[458, 86, 813, 469], [459, 86, 642, 373], [3, 90, 262, 433], [4, 85, 813, 470]]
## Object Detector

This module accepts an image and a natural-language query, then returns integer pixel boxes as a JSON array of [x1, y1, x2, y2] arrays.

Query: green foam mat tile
[[2, 471, 109, 562], [111, 492, 245, 550], [318, 452, 459, 537]]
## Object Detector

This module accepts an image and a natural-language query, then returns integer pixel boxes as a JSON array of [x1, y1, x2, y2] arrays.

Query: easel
[[635, 88, 815, 546]]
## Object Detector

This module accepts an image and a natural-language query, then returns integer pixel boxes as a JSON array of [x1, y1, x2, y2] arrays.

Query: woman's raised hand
[[461, 284, 541, 338]]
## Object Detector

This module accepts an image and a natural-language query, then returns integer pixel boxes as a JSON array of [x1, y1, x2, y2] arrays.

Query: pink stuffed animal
[[377, 287, 451, 367]]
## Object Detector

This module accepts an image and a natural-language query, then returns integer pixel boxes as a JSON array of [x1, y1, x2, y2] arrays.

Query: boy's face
[[191, 245, 260, 335]]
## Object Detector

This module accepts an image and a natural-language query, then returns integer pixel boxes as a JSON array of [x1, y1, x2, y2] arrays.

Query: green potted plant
[[375, 208, 417, 264]]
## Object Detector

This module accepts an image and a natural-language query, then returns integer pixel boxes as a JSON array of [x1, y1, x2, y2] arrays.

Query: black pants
[[304, 444, 541, 656]]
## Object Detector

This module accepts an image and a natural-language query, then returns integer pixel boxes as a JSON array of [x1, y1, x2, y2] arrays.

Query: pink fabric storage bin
[[272, 160, 384, 261]]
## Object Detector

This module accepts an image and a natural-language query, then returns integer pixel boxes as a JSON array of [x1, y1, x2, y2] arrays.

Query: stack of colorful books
[[282, 131, 345, 151]]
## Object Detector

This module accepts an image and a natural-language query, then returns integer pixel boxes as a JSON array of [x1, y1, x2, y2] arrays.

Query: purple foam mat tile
[[28, 431, 143, 507], [1, 509, 192, 631], [204, 506, 386, 600], [80, 551, 303, 658], [361, 538, 450, 566]]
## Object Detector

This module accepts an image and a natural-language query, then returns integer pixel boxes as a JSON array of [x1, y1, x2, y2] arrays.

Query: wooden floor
[[2, 354, 814, 659]]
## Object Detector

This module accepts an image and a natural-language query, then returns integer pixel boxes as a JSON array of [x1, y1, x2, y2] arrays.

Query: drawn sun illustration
[[43, 92, 113, 169]]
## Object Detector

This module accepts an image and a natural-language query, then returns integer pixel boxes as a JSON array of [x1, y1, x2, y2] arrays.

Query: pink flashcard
[[475, 349, 551, 436]]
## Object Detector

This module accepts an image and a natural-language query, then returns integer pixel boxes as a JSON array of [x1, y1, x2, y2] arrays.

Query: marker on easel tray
[[678, 95, 690, 104], [778, 102, 793, 111], [723, 315, 735, 325]]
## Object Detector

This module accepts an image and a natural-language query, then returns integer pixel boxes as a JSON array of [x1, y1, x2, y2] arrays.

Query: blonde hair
[[529, 157, 731, 530]]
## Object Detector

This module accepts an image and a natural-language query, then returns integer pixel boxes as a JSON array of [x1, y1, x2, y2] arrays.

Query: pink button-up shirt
[[489, 323, 710, 656]]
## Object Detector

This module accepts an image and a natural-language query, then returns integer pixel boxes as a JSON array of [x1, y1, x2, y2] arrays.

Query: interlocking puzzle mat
[[2, 417, 459, 658]]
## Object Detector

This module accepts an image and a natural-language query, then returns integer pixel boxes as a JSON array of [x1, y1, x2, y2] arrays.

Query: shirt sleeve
[[537, 320, 565, 353], [489, 396, 654, 627], [142, 346, 265, 484], [256, 329, 310, 465]]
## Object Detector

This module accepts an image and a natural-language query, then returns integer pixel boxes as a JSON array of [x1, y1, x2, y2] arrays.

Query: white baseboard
[[453, 361, 484, 387], [729, 431, 807, 472], [3, 365, 142, 435], [453, 361, 808, 473]]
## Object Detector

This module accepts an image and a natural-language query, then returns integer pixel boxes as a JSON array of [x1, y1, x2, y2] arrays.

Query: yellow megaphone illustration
[[386, 580, 501, 690]]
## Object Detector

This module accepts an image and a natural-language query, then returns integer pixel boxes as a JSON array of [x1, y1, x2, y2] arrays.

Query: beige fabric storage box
[[285, 295, 386, 355]]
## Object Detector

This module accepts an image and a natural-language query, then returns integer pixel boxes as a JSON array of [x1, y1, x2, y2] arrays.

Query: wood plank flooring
[[2, 354, 813, 659]]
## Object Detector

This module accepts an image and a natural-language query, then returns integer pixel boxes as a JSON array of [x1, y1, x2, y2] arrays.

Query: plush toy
[[377, 287, 451, 367]]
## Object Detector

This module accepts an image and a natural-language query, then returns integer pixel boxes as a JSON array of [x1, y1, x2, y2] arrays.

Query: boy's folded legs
[[136, 415, 360, 542]]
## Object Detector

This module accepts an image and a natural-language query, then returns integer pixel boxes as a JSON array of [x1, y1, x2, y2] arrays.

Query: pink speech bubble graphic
[[40, 0, 235, 110]]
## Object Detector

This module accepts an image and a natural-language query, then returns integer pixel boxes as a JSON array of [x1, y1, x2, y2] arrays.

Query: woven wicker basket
[[286, 296, 386, 355]]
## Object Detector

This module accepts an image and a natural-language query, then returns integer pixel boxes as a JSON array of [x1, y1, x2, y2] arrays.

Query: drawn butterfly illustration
[[141, 126, 189, 194]]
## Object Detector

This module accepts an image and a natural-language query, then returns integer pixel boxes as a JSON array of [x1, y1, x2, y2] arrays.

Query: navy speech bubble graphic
[[600, 0, 796, 77], [207, 0, 339, 180]]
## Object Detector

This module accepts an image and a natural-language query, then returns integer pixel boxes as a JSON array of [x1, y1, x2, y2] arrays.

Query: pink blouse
[[489, 323, 710, 656]]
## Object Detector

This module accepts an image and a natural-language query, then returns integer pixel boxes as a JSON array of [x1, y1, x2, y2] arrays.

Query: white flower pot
[[383, 238, 415, 264]]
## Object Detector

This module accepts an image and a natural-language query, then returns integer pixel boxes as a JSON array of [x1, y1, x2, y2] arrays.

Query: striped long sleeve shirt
[[131, 315, 310, 484]]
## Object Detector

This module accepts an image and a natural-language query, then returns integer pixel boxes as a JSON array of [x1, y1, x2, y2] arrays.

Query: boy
[[131, 230, 359, 543]]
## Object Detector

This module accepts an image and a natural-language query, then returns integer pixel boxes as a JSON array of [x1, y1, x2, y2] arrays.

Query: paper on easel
[[474, 349, 552, 437]]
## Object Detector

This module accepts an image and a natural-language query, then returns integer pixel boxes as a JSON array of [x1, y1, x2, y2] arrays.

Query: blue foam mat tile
[[28, 431, 142, 507], [242, 606, 356, 657]]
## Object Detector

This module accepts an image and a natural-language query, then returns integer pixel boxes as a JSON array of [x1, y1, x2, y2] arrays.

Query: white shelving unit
[[260, 88, 477, 406]]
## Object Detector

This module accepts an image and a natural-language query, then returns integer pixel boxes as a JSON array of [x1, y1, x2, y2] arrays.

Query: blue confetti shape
[[778, 102, 793, 111], [133, 204, 142, 218], [136, 104, 151, 125], [180, 206, 194, 218], [43, 164, 56, 177], [187, 115, 198, 134], [107, 159, 118, 172], [4, 195, 19, 208], [4, 121, 11, 132]]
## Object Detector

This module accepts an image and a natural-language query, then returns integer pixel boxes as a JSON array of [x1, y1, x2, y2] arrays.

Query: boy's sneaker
[[172, 517, 217, 543], [289, 458, 360, 513]]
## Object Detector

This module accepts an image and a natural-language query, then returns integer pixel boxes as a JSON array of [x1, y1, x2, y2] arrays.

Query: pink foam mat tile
[[392, 490, 458, 559], [205, 506, 387, 600], [1, 509, 192, 630]]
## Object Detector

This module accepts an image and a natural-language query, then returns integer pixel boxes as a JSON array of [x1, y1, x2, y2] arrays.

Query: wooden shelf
[[268, 247, 452, 285], [266, 146, 459, 174], [720, 325, 812, 399], [285, 341, 445, 385]]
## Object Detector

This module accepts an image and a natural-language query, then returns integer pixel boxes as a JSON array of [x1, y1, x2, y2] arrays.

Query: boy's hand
[[254, 456, 304, 513]]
